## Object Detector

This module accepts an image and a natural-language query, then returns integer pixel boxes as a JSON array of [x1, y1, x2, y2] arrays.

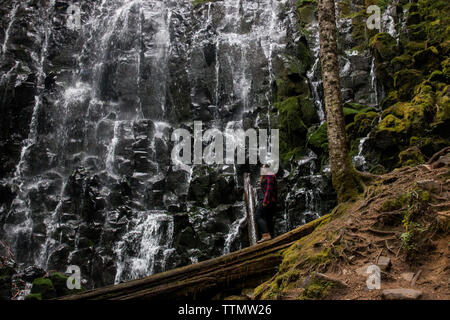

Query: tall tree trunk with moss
[[318, 0, 363, 202]]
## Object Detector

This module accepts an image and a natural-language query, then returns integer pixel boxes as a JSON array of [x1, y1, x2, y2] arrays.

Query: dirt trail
[[270, 148, 450, 300]]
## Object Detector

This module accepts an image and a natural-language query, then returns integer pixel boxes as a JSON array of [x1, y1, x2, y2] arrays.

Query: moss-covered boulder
[[30, 278, 56, 299], [307, 123, 328, 153], [413, 46, 441, 75], [370, 33, 398, 62], [391, 54, 413, 73], [24, 293, 42, 301], [49, 272, 70, 297], [394, 69, 424, 101], [296, 0, 317, 24], [342, 102, 376, 124], [432, 85, 450, 136], [299, 95, 319, 127], [381, 90, 400, 110], [398, 146, 425, 166], [379, 102, 427, 136], [275, 96, 309, 159]]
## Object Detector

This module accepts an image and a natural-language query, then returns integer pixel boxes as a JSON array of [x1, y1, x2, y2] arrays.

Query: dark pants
[[256, 202, 276, 236]]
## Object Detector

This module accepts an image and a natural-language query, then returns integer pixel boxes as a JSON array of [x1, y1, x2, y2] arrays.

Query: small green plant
[[398, 189, 433, 259]]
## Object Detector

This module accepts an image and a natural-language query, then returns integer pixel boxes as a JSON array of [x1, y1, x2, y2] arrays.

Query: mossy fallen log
[[58, 214, 330, 300]]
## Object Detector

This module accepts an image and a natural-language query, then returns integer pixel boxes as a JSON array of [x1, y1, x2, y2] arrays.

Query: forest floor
[[250, 148, 450, 300]]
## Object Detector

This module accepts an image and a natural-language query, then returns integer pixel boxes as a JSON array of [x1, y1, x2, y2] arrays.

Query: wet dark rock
[[21, 265, 46, 282]]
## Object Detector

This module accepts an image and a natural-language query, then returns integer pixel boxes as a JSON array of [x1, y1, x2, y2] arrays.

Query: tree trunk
[[318, 0, 363, 202], [244, 173, 258, 245], [58, 214, 329, 300]]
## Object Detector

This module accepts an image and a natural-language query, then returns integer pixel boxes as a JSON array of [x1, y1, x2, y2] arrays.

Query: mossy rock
[[30, 278, 56, 299], [275, 96, 308, 157], [346, 111, 379, 142], [297, 3, 317, 24], [381, 90, 400, 110], [380, 102, 427, 135], [406, 12, 421, 26], [307, 123, 328, 152], [442, 58, 450, 79], [413, 47, 440, 75], [49, 272, 71, 297], [299, 278, 334, 300], [342, 102, 376, 124], [299, 95, 319, 126], [391, 54, 413, 73], [370, 33, 398, 62], [405, 41, 427, 54], [431, 85, 450, 136], [408, 23, 428, 41], [428, 70, 447, 83], [25, 293, 42, 301], [275, 77, 310, 102], [393, 69, 424, 101], [398, 146, 425, 167]]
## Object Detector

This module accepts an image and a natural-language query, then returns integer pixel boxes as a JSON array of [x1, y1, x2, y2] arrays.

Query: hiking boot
[[257, 233, 272, 243]]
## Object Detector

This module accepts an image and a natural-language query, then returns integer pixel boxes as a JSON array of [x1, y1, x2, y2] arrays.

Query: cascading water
[[0, 0, 392, 292], [0, 0, 306, 288]]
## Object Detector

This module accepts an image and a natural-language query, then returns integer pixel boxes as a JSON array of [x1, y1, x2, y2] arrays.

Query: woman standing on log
[[256, 164, 278, 243]]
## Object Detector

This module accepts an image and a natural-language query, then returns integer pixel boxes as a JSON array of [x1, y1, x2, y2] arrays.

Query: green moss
[[333, 162, 365, 203], [394, 187, 433, 259], [307, 123, 328, 152], [428, 70, 446, 82], [391, 54, 413, 72], [432, 85, 450, 132], [381, 91, 400, 110], [24, 293, 42, 301], [399, 146, 426, 167], [405, 41, 427, 54], [299, 278, 334, 300], [30, 278, 56, 299], [394, 69, 424, 101], [417, 0, 450, 45], [346, 111, 379, 156], [342, 103, 376, 123], [442, 58, 450, 79], [296, 0, 317, 10], [381, 196, 406, 212], [413, 47, 441, 75], [254, 206, 350, 300], [49, 272, 70, 297], [275, 96, 308, 160], [299, 95, 319, 126], [297, 3, 317, 24], [378, 101, 429, 145], [370, 33, 398, 62]]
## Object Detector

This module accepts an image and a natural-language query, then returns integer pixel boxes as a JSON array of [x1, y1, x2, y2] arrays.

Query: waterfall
[[114, 211, 174, 283], [1, 0, 336, 289], [306, 20, 326, 123], [1, 2, 19, 58]]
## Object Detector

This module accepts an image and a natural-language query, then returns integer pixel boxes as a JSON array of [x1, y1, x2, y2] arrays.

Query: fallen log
[[59, 213, 330, 300]]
